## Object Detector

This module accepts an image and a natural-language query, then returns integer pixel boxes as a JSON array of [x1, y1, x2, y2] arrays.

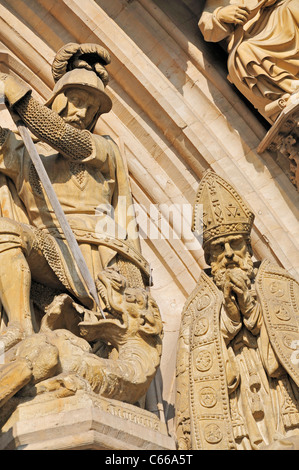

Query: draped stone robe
[[199, 0, 299, 121], [0, 129, 148, 312]]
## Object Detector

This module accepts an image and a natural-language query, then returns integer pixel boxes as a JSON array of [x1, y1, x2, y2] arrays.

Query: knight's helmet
[[192, 169, 255, 264], [46, 42, 113, 130]]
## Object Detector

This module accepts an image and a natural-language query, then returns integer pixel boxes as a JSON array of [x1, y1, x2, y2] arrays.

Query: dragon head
[[79, 267, 163, 347]]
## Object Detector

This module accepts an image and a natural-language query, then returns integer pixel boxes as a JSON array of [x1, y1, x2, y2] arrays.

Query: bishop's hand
[[223, 273, 241, 323], [226, 269, 255, 318]]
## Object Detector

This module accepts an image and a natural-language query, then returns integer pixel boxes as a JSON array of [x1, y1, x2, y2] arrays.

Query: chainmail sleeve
[[14, 94, 93, 161]]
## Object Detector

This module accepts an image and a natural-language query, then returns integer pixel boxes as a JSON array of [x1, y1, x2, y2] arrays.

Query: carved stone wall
[[0, 0, 299, 439]]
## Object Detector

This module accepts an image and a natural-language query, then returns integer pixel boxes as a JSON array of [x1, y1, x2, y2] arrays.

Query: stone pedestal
[[0, 391, 176, 450]]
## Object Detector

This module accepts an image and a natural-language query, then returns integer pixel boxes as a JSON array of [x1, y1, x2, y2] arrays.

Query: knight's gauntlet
[[1, 73, 32, 108]]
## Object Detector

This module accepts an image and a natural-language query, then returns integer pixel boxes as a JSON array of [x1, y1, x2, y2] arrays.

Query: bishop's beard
[[210, 251, 255, 292]]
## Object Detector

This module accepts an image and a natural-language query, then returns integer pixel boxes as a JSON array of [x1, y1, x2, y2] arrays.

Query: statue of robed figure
[[176, 169, 299, 450]]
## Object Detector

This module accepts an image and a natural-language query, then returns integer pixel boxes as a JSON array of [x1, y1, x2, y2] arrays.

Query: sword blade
[[14, 118, 105, 318]]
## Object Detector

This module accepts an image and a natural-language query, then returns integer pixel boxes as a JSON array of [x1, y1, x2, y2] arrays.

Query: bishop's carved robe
[[176, 259, 299, 450]]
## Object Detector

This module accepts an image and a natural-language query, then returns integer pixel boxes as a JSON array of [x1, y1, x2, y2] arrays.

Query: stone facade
[[0, 0, 298, 450]]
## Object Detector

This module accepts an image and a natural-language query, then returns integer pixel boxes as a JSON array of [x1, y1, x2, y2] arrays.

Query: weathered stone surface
[[0, 391, 176, 450], [0, 0, 298, 445]]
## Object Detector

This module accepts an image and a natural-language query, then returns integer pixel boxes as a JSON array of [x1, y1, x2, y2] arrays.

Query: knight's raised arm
[[1, 74, 94, 162]]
